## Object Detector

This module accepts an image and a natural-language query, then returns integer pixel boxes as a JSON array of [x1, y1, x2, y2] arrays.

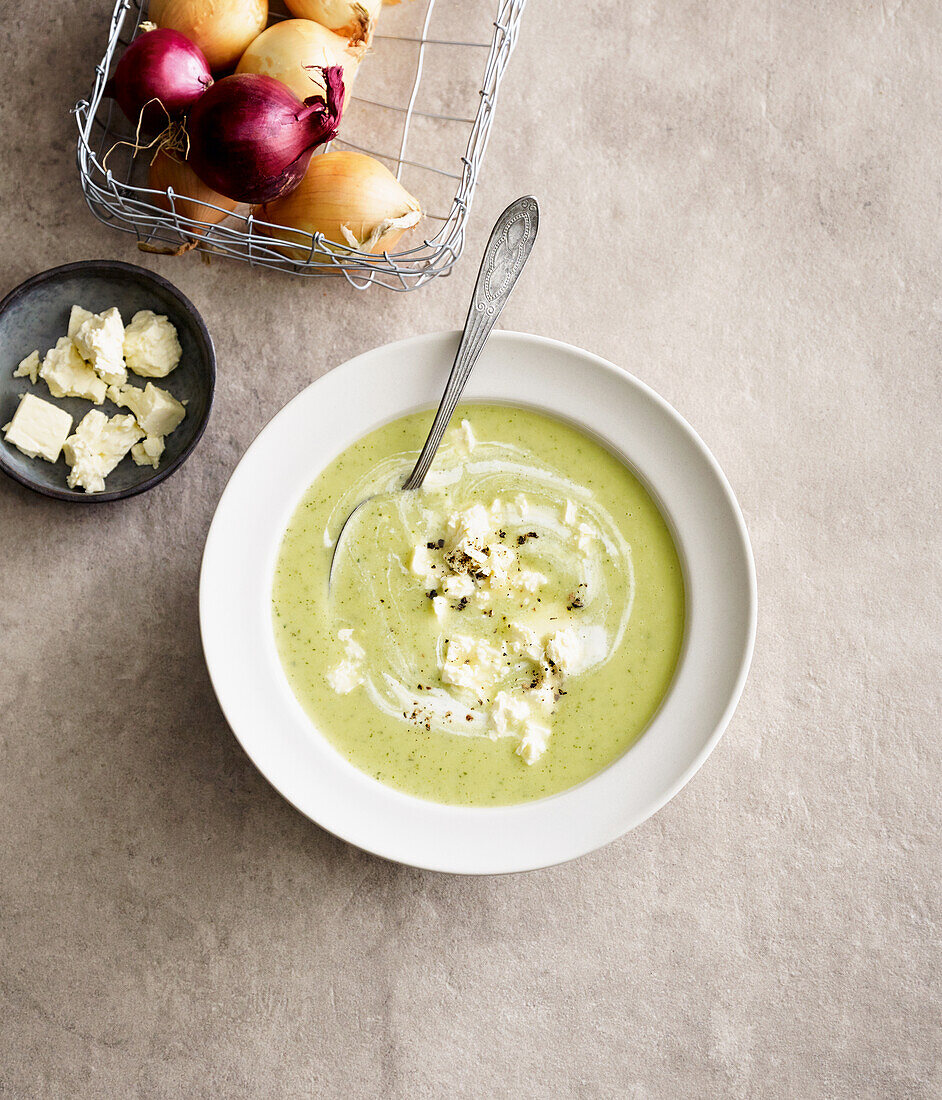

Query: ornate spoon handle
[[401, 195, 540, 491]]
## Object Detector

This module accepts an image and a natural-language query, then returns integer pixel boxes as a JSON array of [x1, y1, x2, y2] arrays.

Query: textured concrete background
[[1, 1, 940, 1096]]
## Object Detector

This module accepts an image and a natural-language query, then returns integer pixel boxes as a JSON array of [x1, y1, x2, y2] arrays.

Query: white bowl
[[200, 332, 756, 874]]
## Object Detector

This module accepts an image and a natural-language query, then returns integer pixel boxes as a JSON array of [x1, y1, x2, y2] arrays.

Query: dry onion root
[[236, 19, 366, 103], [149, 148, 238, 234], [149, 0, 268, 71], [255, 150, 421, 259], [283, 0, 382, 45]]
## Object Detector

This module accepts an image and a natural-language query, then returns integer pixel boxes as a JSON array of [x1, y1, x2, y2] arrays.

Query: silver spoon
[[329, 195, 540, 587]]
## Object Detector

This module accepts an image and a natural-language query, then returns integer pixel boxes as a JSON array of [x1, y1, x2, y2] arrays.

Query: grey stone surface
[[1, 1, 939, 1097]]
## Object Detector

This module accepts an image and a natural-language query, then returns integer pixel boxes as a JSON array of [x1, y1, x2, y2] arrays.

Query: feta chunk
[[131, 434, 165, 469], [39, 337, 106, 404], [327, 628, 366, 694], [515, 568, 547, 594], [440, 634, 505, 693], [529, 681, 558, 712], [545, 627, 582, 675], [2, 393, 73, 463], [123, 310, 182, 378], [507, 623, 543, 661], [410, 544, 437, 579], [442, 572, 475, 599], [67, 304, 93, 339], [473, 585, 493, 606], [564, 499, 578, 526], [62, 410, 143, 493], [577, 522, 597, 552], [491, 691, 551, 764], [516, 720, 551, 764], [459, 418, 476, 450], [491, 691, 531, 737], [74, 307, 127, 386], [13, 349, 40, 383], [326, 660, 363, 694], [338, 627, 366, 661], [482, 543, 514, 585], [444, 503, 492, 565], [446, 504, 491, 549], [432, 595, 449, 621], [108, 381, 185, 437]]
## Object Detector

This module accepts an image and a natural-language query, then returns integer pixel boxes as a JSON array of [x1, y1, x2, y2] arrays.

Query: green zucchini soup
[[272, 404, 685, 806]]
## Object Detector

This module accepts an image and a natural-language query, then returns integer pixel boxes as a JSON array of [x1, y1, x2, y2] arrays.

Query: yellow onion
[[149, 0, 268, 71], [236, 19, 365, 102], [283, 0, 382, 45], [149, 148, 238, 232], [256, 150, 421, 258]]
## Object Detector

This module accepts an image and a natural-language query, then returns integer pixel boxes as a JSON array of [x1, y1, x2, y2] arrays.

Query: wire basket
[[74, 0, 528, 291]]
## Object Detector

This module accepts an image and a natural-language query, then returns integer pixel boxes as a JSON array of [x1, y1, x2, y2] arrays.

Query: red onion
[[105, 29, 212, 132], [187, 68, 345, 205]]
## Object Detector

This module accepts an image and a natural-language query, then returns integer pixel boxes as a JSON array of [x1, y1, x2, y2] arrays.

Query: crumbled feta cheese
[[445, 504, 492, 565], [545, 627, 582, 675], [491, 691, 532, 736], [2, 393, 73, 463], [63, 410, 143, 493], [327, 660, 363, 694], [123, 310, 182, 378], [338, 627, 365, 661], [577, 522, 597, 552], [514, 493, 530, 517], [564, 499, 578, 526], [108, 381, 185, 437], [507, 623, 543, 661], [13, 349, 40, 383], [67, 305, 93, 339], [515, 568, 547, 594], [442, 572, 475, 599], [131, 434, 165, 469], [459, 418, 476, 450], [529, 681, 558, 712], [410, 544, 436, 579], [432, 595, 448, 621], [516, 721, 551, 764], [327, 628, 366, 694], [39, 337, 106, 404], [482, 543, 514, 585], [440, 634, 505, 692], [491, 691, 551, 764], [73, 307, 127, 386]]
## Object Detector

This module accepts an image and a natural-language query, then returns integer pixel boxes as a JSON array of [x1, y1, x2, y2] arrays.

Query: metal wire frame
[[74, 0, 528, 291]]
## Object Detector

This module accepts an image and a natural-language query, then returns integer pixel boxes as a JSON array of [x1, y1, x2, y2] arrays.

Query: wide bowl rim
[[0, 259, 215, 503], [200, 330, 757, 874]]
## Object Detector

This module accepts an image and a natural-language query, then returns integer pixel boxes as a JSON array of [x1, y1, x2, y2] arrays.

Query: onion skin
[[283, 0, 382, 45], [256, 150, 422, 258], [148, 149, 238, 234], [150, 0, 268, 72], [105, 29, 212, 132], [236, 19, 365, 103], [188, 69, 345, 205]]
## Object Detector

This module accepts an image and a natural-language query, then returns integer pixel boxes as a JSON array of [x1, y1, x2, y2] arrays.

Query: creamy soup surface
[[272, 404, 685, 806]]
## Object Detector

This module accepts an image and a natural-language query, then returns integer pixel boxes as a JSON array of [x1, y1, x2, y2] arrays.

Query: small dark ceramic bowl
[[0, 260, 214, 501]]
